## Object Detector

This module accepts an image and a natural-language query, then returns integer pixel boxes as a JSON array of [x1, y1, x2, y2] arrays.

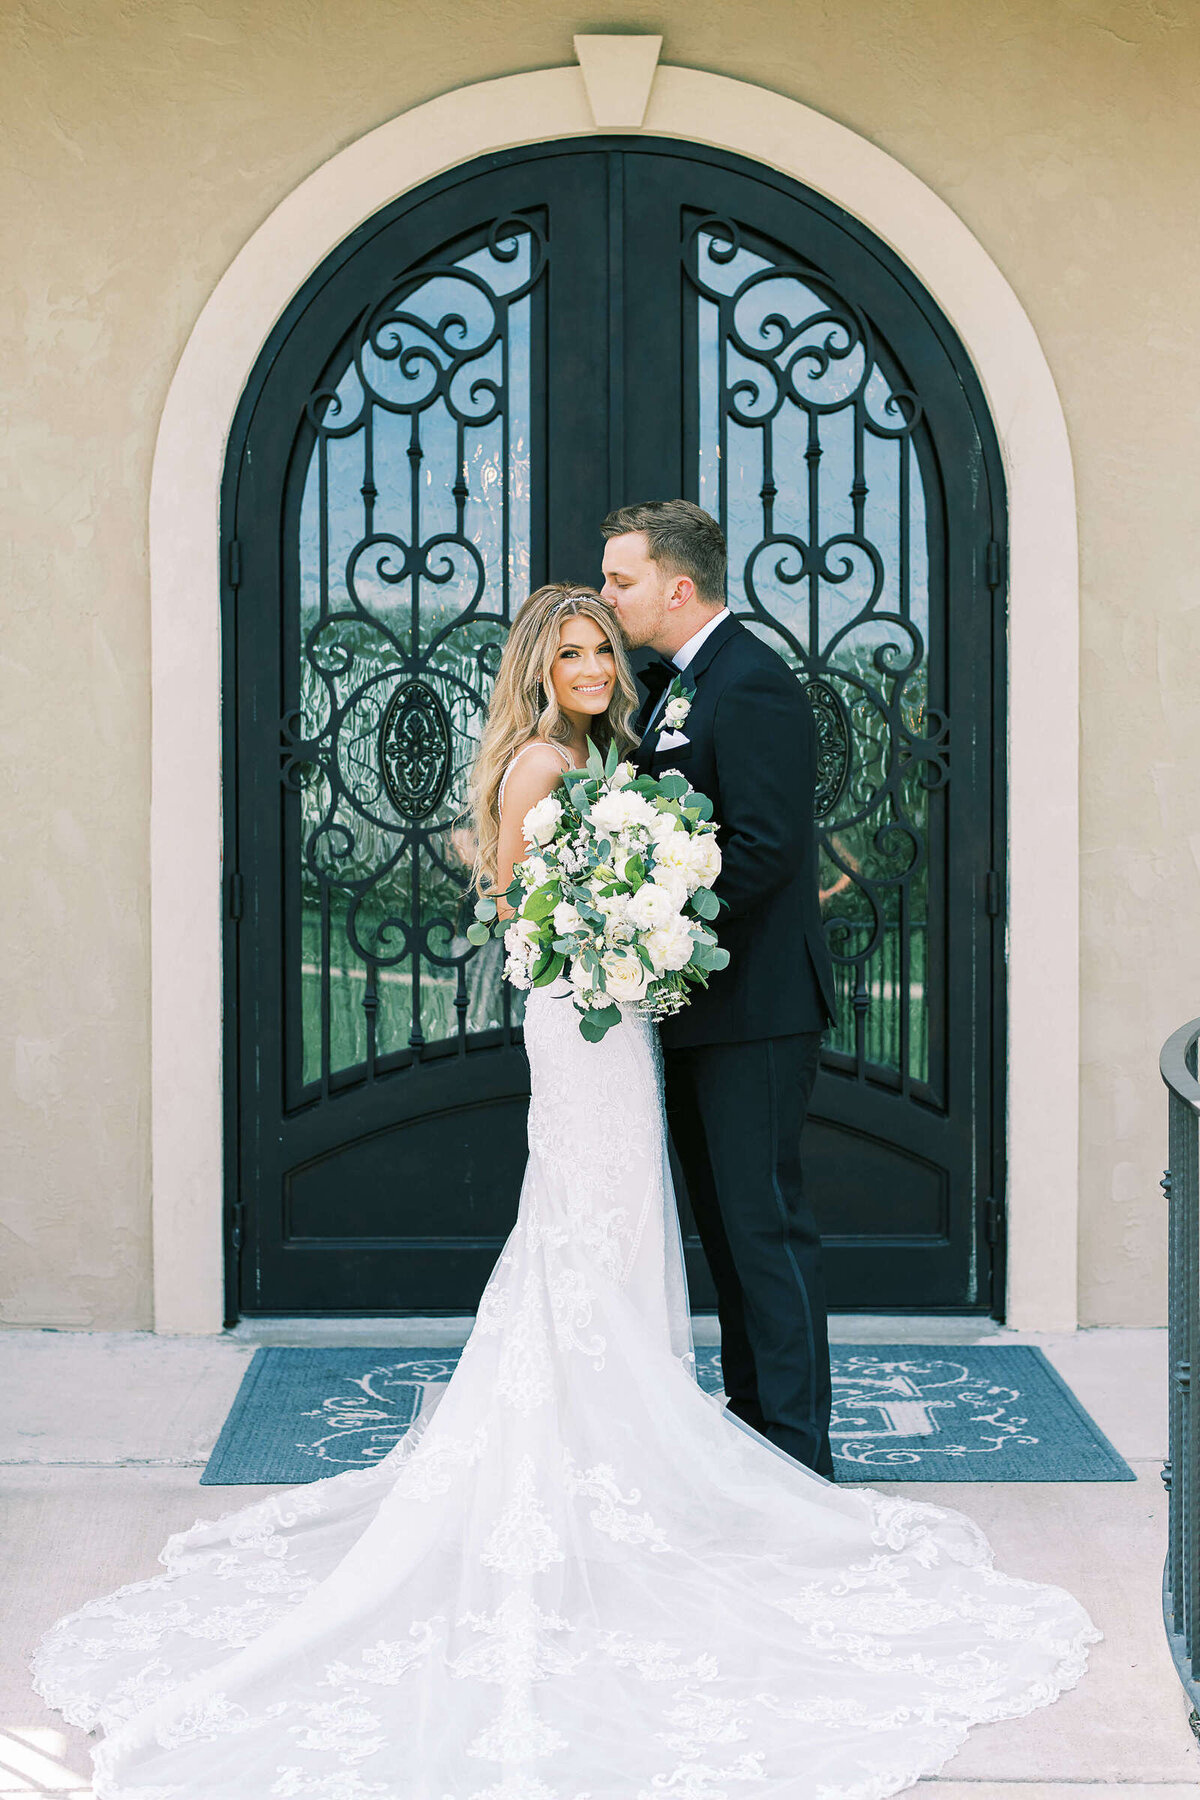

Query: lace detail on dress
[[480, 1457, 565, 1575], [30, 980, 1101, 1800]]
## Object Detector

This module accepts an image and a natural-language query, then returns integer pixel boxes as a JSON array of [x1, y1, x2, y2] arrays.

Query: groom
[[601, 499, 840, 1480]]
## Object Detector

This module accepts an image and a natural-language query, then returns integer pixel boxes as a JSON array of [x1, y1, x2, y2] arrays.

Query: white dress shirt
[[672, 606, 730, 671]]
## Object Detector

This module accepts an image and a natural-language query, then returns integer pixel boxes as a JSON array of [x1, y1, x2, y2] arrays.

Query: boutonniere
[[659, 673, 695, 736]]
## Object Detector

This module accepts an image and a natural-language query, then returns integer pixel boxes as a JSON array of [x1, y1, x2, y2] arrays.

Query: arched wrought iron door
[[223, 141, 1006, 1320]]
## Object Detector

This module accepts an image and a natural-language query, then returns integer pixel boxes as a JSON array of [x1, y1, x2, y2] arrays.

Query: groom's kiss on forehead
[[600, 497, 728, 656]]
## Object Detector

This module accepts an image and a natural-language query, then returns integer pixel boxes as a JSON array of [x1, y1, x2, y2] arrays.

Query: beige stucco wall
[[2, 0, 1197, 1329]]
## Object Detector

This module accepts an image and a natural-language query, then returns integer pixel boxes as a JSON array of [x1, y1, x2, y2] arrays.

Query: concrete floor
[[1, 1319, 1195, 1799]]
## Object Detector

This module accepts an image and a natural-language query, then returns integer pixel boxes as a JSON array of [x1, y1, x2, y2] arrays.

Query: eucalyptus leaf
[[465, 920, 492, 947], [580, 1002, 621, 1040], [473, 895, 498, 921], [533, 950, 566, 987], [691, 887, 720, 920]]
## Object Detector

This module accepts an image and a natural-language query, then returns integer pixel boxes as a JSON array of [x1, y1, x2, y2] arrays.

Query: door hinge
[[227, 538, 242, 588], [228, 870, 244, 920], [984, 1195, 1005, 1246], [986, 870, 1002, 916], [986, 539, 1004, 589]]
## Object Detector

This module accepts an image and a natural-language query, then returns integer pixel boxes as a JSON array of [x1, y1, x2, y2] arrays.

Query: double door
[[223, 139, 1007, 1319]]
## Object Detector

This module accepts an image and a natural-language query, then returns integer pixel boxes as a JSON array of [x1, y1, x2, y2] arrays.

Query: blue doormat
[[201, 1343, 1134, 1486]]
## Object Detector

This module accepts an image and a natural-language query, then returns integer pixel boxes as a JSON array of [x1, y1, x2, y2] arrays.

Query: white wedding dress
[[32, 874, 1101, 1800]]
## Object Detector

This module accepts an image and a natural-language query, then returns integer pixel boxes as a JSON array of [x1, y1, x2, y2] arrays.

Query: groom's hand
[[711, 667, 813, 919]]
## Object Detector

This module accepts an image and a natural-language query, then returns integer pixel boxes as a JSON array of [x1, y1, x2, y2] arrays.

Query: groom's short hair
[[601, 499, 727, 606]]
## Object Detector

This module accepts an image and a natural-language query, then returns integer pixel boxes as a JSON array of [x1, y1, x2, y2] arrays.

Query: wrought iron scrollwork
[[378, 680, 453, 821], [286, 213, 544, 1086], [804, 677, 851, 820], [686, 214, 940, 1086]]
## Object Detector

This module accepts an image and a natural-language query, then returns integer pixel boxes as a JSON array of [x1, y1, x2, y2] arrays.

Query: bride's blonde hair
[[469, 584, 639, 891]]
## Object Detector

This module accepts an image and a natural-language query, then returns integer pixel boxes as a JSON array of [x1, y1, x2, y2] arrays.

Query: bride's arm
[[494, 745, 569, 921]]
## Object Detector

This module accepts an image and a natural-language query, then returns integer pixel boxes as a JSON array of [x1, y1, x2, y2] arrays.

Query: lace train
[[31, 983, 1101, 1799]]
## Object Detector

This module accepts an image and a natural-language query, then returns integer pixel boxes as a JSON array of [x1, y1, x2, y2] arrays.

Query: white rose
[[644, 916, 696, 973], [662, 695, 691, 730], [522, 794, 562, 847], [601, 949, 650, 1003], [626, 879, 685, 931], [552, 901, 583, 937], [609, 761, 636, 789]]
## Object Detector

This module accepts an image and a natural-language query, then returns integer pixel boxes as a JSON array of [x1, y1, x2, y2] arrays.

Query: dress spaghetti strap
[[497, 738, 572, 814]]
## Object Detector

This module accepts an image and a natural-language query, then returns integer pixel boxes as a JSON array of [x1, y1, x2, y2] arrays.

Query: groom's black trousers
[[664, 1031, 834, 1481]]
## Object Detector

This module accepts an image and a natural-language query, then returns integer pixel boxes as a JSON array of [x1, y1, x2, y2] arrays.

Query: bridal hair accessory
[[469, 738, 729, 1043]]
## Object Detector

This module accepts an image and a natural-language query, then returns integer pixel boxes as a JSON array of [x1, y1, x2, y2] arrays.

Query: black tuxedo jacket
[[632, 615, 838, 1049]]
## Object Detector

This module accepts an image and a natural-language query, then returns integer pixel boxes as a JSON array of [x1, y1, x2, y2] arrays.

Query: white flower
[[504, 954, 533, 991], [589, 789, 658, 839], [594, 892, 634, 944], [569, 958, 601, 1004], [662, 695, 691, 731], [643, 917, 696, 973], [626, 880, 685, 931], [552, 901, 583, 937], [517, 853, 551, 890], [600, 949, 650, 1003], [503, 916, 542, 991], [522, 794, 562, 847], [652, 833, 696, 888], [609, 761, 636, 789], [652, 829, 722, 895], [688, 832, 722, 889], [647, 808, 682, 846], [505, 917, 540, 957]]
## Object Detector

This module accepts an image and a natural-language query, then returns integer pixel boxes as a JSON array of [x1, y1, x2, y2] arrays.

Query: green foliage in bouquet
[[469, 738, 730, 1042]]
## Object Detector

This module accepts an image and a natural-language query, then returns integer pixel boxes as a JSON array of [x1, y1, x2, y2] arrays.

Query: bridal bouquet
[[469, 740, 730, 1042]]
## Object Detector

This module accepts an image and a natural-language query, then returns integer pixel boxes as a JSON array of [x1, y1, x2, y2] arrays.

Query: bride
[[32, 584, 1100, 1800]]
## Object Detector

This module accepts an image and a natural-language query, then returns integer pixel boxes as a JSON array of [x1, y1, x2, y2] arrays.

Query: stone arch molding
[[151, 39, 1079, 1335]]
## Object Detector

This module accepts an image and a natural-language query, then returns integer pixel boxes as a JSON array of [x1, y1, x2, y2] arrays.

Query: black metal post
[[1160, 1015, 1200, 1725]]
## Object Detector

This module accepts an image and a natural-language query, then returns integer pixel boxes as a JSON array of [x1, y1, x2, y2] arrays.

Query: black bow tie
[[637, 656, 677, 698]]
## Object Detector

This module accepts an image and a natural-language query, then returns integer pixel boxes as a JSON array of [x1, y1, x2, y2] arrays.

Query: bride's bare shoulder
[[499, 739, 573, 815]]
